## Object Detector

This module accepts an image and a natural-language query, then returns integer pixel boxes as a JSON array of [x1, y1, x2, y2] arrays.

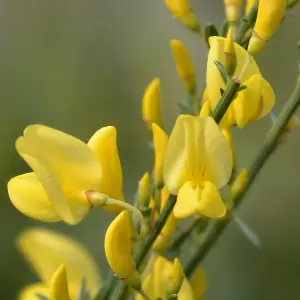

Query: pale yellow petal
[[206, 36, 260, 109], [49, 265, 70, 300], [23, 125, 102, 193], [17, 228, 101, 298], [190, 268, 206, 300], [88, 126, 124, 201], [8, 172, 60, 222], [16, 137, 78, 224], [18, 284, 49, 300], [152, 123, 169, 185], [257, 77, 275, 119]]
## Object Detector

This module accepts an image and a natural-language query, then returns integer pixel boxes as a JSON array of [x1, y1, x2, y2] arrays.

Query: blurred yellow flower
[[164, 115, 232, 219], [206, 36, 275, 128], [248, 0, 287, 55], [49, 264, 70, 300], [104, 210, 141, 290], [164, 0, 200, 32], [171, 40, 196, 93], [8, 125, 123, 225], [135, 256, 197, 300], [245, 0, 256, 15], [152, 123, 168, 186], [142, 78, 163, 128], [224, 0, 242, 23], [17, 228, 101, 300], [190, 268, 206, 300]]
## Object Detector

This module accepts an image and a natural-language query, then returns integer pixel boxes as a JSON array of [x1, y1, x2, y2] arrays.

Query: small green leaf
[[36, 294, 49, 300], [238, 85, 247, 92], [77, 277, 90, 300], [214, 60, 228, 85], [220, 20, 230, 37]]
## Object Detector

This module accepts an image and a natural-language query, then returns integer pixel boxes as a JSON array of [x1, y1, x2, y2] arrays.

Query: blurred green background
[[1, 0, 300, 299]]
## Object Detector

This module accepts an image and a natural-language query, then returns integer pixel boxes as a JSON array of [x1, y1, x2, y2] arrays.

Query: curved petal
[[257, 77, 275, 119], [8, 172, 60, 222], [18, 283, 49, 300], [49, 265, 70, 300], [17, 228, 101, 298], [174, 181, 226, 219], [23, 125, 102, 193], [190, 268, 206, 300], [152, 123, 169, 185], [88, 126, 123, 201], [206, 36, 260, 109]]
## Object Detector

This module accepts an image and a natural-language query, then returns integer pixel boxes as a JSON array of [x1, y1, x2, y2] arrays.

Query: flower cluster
[[8, 0, 300, 299]]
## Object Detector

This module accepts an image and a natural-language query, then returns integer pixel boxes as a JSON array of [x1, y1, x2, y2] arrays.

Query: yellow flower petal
[[49, 265, 70, 300], [8, 172, 60, 222], [174, 181, 226, 219], [190, 268, 206, 300], [104, 211, 141, 289], [206, 36, 260, 110], [139, 256, 194, 300], [18, 283, 49, 300], [164, 115, 232, 194], [88, 126, 124, 203], [17, 228, 101, 298], [152, 123, 169, 186], [142, 78, 163, 128], [167, 258, 184, 295], [224, 0, 242, 23]]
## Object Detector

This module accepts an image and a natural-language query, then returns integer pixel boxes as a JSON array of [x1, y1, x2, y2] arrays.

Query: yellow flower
[[171, 40, 196, 93], [142, 78, 163, 128], [138, 172, 151, 207], [248, 0, 287, 55], [135, 256, 195, 300], [152, 123, 169, 186], [152, 187, 178, 252], [190, 268, 206, 300], [206, 36, 275, 128], [8, 125, 123, 225], [164, 0, 200, 32], [104, 210, 141, 289], [167, 258, 184, 296], [17, 228, 101, 300], [163, 115, 232, 219], [224, 0, 242, 23], [49, 265, 70, 300], [245, 0, 256, 15]]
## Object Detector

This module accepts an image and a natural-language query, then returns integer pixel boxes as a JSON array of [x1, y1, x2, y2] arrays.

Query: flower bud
[[224, 27, 237, 75], [142, 78, 163, 128], [104, 211, 141, 290], [167, 258, 184, 296], [231, 168, 248, 200], [138, 172, 151, 207], [164, 0, 200, 32], [224, 0, 242, 23], [171, 40, 196, 93], [245, 0, 256, 15], [49, 265, 70, 300], [248, 0, 287, 55], [190, 268, 206, 300]]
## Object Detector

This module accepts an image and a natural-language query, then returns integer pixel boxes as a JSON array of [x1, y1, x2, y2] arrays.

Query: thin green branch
[[184, 82, 300, 278]]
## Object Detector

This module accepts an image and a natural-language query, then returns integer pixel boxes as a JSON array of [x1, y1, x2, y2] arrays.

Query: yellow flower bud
[[164, 0, 200, 32], [190, 268, 206, 300], [248, 0, 287, 55], [171, 40, 196, 93], [245, 0, 256, 15], [104, 210, 141, 290], [224, 27, 237, 75], [231, 168, 248, 200], [138, 172, 151, 207], [142, 78, 163, 128], [224, 0, 242, 23], [167, 258, 184, 296], [49, 265, 70, 300], [152, 123, 169, 186], [199, 100, 212, 118]]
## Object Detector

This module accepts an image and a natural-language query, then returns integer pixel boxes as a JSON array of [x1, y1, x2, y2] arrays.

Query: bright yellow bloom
[[224, 0, 242, 23], [245, 0, 256, 15], [152, 123, 169, 186], [167, 258, 184, 295], [163, 115, 232, 219], [190, 268, 206, 300], [138, 172, 151, 207], [135, 256, 194, 300], [142, 78, 163, 128], [152, 187, 178, 252], [8, 125, 123, 224], [17, 228, 101, 300], [248, 0, 287, 55], [104, 210, 141, 289], [49, 265, 70, 300], [206, 36, 275, 128], [171, 40, 196, 93], [164, 0, 200, 32]]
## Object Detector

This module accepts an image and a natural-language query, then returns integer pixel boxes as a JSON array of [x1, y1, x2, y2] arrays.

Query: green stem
[[184, 82, 300, 278]]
